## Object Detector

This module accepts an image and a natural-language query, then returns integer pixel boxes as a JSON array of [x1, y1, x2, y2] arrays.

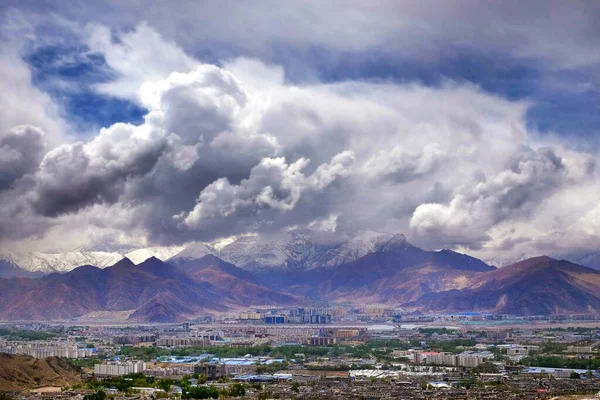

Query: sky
[[0, 0, 599, 266]]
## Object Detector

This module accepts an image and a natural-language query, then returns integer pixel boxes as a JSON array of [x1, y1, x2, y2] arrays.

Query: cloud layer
[[0, 5, 599, 266]]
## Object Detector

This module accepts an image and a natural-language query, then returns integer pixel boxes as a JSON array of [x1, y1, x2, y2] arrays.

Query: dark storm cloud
[[0, 125, 45, 192], [29, 130, 168, 217]]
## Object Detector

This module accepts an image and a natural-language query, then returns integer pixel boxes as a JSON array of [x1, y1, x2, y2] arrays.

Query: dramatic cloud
[[410, 147, 594, 248], [29, 123, 169, 217], [363, 144, 446, 183], [0, 5, 598, 266], [0, 125, 45, 192], [179, 151, 354, 239]]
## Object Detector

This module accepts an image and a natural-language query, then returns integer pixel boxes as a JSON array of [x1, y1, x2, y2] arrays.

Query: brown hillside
[[0, 353, 82, 391], [413, 257, 600, 315]]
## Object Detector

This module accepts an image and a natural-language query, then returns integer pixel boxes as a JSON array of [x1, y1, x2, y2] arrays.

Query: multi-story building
[[332, 329, 361, 339], [239, 311, 265, 320], [306, 336, 336, 346], [265, 316, 286, 324], [289, 308, 333, 324], [567, 345, 594, 353], [415, 351, 489, 368], [94, 361, 146, 377], [112, 334, 157, 345], [506, 345, 539, 356], [194, 363, 227, 380], [156, 337, 210, 347]]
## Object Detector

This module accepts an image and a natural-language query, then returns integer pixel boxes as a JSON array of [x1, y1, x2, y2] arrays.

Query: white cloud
[[181, 151, 354, 231], [84, 21, 199, 102], [34, 0, 600, 73], [0, 18, 599, 267], [0, 11, 68, 147], [409, 147, 594, 249]]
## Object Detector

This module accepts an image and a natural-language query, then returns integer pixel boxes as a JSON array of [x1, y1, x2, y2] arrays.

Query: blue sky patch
[[24, 39, 145, 133]]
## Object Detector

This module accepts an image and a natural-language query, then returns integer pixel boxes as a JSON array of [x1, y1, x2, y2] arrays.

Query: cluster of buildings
[[262, 310, 334, 325], [112, 334, 157, 345], [0, 340, 93, 359], [93, 355, 286, 379], [237, 306, 405, 324], [9, 320, 600, 400], [232, 307, 600, 326], [146, 325, 372, 348], [155, 337, 211, 347], [9, 321, 600, 399]]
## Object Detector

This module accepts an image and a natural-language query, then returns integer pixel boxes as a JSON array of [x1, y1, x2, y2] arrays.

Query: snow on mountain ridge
[[0, 251, 124, 273], [169, 242, 218, 263], [168, 229, 408, 272], [125, 246, 186, 265], [3, 230, 409, 274], [2, 245, 185, 274], [218, 236, 289, 271]]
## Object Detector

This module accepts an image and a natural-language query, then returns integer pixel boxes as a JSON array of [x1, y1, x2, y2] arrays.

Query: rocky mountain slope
[[412, 256, 600, 315], [177, 255, 302, 306], [8, 229, 598, 277], [280, 246, 496, 303], [0, 354, 82, 391], [0, 260, 43, 279]]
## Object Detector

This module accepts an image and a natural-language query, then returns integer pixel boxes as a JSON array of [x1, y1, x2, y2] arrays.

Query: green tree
[[83, 390, 107, 400], [228, 384, 245, 397], [157, 379, 175, 392]]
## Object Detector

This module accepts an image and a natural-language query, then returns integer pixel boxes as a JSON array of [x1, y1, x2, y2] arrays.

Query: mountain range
[[0, 256, 297, 322], [0, 242, 184, 275], [4, 230, 598, 276], [1, 231, 600, 321]]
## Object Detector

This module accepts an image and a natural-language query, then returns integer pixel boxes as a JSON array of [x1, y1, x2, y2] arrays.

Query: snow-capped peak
[[2, 244, 186, 274], [0, 250, 124, 273], [169, 242, 218, 264], [167, 229, 411, 273], [126, 246, 186, 265], [3, 230, 412, 275]]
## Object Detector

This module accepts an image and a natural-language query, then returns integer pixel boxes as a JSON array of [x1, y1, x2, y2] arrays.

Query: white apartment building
[[94, 361, 146, 377], [416, 351, 489, 368]]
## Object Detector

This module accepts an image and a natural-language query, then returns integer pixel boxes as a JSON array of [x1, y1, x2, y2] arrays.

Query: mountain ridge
[[0, 255, 298, 322], [411, 256, 600, 315]]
